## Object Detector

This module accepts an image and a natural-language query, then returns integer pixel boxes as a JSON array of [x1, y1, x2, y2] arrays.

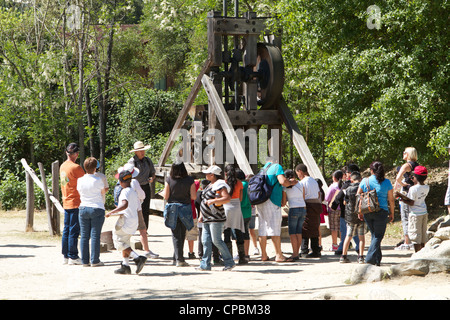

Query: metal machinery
[[154, 0, 327, 195]]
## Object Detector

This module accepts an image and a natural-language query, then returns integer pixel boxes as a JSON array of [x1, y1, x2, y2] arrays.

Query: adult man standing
[[296, 163, 322, 258], [255, 157, 297, 262], [60, 143, 85, 265], [128, 141, 158, 258], [445, 143, 450, 214]]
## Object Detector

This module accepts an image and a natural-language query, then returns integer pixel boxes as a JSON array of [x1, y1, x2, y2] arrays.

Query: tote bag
[[355, 178, 380, 215]]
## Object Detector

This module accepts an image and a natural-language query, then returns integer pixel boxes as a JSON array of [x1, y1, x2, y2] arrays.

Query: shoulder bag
[[355, 178, 380, 215]]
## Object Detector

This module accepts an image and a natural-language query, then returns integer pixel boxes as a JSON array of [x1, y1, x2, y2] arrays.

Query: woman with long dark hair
[[223, 164, 247, 264], [162, 161, 197, 267], [357, 161, 394, 266]]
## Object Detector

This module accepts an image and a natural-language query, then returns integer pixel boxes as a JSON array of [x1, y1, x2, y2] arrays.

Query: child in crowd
[[340, 171, 365, 263], [325, 170, 344, 251], [106, 170, 147, 274], [281, 169, 306, 260], [395, 166, 430, 252]]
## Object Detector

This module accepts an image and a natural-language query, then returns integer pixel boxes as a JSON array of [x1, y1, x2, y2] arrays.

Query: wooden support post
[[51, 161, 60, 235], [202, 74, 253, 175], [278, 99, 328, 194], [38, 162, 56, 236], [158, 59, 212, 167], [25, 171, 34, 232]]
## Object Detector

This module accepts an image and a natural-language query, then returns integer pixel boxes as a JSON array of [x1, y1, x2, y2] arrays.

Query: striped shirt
[[200, 185, 226, 223]]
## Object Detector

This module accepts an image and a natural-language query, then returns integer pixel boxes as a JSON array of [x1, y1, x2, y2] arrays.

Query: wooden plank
[[25, 171, 34, 232], [51, 160, 61, 235], [278, 99, 328, 194], [158, 59, 213, 167], [21, 159, 65, 214], [227, 110, 282, 126], [201, 74, 253, 175], [38, 162, 56, 236], [210, 17, 266, 36]]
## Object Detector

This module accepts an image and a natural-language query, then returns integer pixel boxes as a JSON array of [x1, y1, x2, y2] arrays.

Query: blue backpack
[[247, 163, 275, 205]]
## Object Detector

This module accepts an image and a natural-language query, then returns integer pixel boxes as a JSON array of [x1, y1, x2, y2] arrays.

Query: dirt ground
[[0, 210, 449, 302]]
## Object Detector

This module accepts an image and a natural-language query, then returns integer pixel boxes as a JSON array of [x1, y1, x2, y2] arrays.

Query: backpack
[[113, 182, 123, 206], [247, 163, 275, 205]]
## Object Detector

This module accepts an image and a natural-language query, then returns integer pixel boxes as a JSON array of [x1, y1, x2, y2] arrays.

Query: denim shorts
[[288, 207, 306, 235]]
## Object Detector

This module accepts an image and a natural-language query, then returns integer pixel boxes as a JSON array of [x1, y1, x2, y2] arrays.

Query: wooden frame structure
[[155, 5, 327, 193]]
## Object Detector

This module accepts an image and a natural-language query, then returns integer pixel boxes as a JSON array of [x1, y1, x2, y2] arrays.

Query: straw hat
[[129, 141, 150, 153]]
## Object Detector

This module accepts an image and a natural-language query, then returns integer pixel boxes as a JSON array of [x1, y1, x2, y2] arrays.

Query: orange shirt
[[230, 180, 243, 199], [60, 160, 85, 209]]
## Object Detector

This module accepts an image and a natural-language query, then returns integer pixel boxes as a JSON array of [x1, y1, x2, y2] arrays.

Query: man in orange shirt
[[60, 143, 85, 265]]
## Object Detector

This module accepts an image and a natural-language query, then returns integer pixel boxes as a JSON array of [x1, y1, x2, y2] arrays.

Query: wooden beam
[[278, 99, 328, 194], [201, 74, 253, 175], [158, 59, 213, 167], [38, 162, 56, 236], [21, 159, 65, 214], [227, 110, 282, 126]]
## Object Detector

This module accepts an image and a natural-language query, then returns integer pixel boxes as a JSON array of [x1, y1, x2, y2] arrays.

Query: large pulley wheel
[[256, 43, 284, 109]]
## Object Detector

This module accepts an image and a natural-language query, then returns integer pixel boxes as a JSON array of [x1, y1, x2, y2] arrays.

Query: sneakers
[[115, 263, 132, 275], [68, 258, 82, 265], [395, 243, 412, 250], [357, 256, 365, 264], [145, 250, 159, 258], [91, 261, 105, 267], [330, 244, 339, 252], [252, 247, 260, 255], [176, 261, 190, 267], [223, 264, 235, 271], [133, 256, 147, 274], [339, 255, 350, 263], [188, 252, 196, 259]]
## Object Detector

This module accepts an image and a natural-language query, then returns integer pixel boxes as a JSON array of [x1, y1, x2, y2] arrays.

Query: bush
[[0, 170, 51, 211]]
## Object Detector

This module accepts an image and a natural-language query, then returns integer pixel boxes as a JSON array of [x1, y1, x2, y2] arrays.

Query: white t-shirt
[[77, 174, 105, 209], [116, 187, 140, 234], [301, 176, 320, 200], [94, 172, 109, 203], [407, 184, 430, 216], [283, 183, 306, 208]]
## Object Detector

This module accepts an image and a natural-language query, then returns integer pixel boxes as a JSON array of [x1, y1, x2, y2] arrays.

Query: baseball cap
[[66, 143, 79, 154], [202, 165, 222, 176], [119, 170, 133, 182], [413, 166, 428, 176]]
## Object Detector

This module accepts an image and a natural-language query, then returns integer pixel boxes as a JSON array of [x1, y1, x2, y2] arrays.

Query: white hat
[[202, 165, 222, 176], [115, 163, 140, 179], [129, 141, 151, 153]]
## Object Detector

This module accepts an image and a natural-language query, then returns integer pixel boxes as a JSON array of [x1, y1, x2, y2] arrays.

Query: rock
[[434, 227, 450, 241], [429, 216, 444, 232], [412, 239, 450, 260], [438, 215, 450, 229], [368, 288, 401, 300], [391, 260, 429, 276], [350, 264, 387, 284]]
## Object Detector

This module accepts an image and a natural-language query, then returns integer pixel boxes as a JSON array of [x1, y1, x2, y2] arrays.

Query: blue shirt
[[264, 162, 285, 207], [359, 175, 393, 211]]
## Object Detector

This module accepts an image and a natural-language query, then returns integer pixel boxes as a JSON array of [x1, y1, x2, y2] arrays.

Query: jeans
[[364, 209, 389, 266], [62, 208, 80, 259], [288, 207, 306, 235], [200, 222, 235, 270], [79, 207, 105, 265], [171, 217, 187, 263]]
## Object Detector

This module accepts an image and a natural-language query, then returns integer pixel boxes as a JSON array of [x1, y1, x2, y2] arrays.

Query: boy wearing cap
[[395, 166, 430, 252], [106, 170, 147, 274]]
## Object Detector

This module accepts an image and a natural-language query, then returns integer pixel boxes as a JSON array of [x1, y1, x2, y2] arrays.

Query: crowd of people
[[59, 141, 446, 275]]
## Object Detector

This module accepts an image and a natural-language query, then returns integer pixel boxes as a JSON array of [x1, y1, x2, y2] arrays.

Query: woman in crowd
[[197, 165, 235, 271], [394, 147, 419, 250], [77, 157, 107, 267], [223, 165, 247, 264], [162, 161, 197, 267], [357, 161, 395, 266]]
